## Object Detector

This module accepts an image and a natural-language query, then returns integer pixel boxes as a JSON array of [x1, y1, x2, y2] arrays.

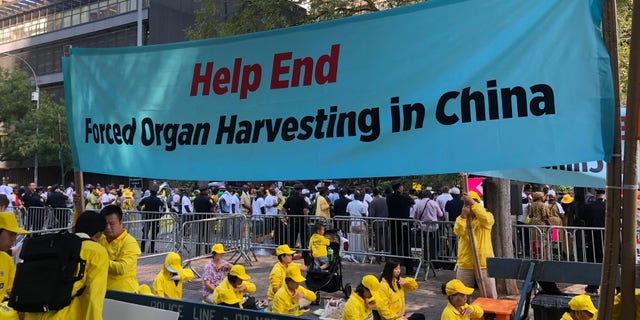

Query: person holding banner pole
[[453, 191, 497, 299]]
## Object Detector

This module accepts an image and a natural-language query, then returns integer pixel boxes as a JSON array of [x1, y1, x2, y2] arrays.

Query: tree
[[185, 0, 425, 40], [0, 68, 72, 176]]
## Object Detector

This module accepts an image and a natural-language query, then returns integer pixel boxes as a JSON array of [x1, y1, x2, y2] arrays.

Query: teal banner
[[63, 0, 613, 180]]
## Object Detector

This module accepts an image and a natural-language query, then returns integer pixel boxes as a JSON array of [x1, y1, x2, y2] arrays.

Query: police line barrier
[[122, 211, 181, 259], [106, 290, 309, 320]]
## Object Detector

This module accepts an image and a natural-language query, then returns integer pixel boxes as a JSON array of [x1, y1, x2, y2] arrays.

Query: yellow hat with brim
[[445, 279, 474, 296], [561, 194, 575, 204], [0, 213, 28, 234], [286, 264, 306, 283], [568, 294, 597, 315], [362, 275, 379, 292], [211, 243, 226, 254], [230, 265, 250, 280], [276, 244, 296, 256], [468, 191, 482, 203], [165, 252, 184, 273]]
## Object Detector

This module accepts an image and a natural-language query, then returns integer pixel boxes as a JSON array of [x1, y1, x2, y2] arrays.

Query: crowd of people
[[0, 177, 613, 319]]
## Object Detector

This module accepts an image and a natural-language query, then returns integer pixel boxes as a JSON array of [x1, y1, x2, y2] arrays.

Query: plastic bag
[[321, 298, 345, 320]]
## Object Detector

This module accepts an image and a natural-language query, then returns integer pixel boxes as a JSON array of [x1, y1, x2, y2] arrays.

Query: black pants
[[141, 216, 159, 253], [390, 220, 413, 273]]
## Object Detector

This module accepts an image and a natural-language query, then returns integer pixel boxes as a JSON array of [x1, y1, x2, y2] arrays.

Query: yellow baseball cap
[[445, 279, 474, 296], [165, 252, 184, 273], [286, 264, 306, 283], [468, 191, 482, 203], [229, 265, 250, 280], [211, 243, 226, 254], [276, 244, 296, 256], [568, 294, 597, 315], [0, 213, 28, 234]]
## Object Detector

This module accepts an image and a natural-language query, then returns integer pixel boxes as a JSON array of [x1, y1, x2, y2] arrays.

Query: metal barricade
[[512, 224, 605, 263], [123, 211, 180, 259], [19, 207, 73, 234], [179, 213, 250, 267], [247, 214, 329, 253]]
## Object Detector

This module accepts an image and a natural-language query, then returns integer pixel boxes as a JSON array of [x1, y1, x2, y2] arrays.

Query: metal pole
[[137, 0, 143, 47], [58, 113, 64, 186], [2, 52, 39, 185]]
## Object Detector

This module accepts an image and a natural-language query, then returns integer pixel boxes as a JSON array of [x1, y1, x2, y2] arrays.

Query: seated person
[[153, 252, 194, 299], [342, 275, 379, 320], [308, 223, 331, 270], [376, 260, 420, 320], [267, 244, 307, 301], [213, 265, 256, 309], [271, 264, 316, 316], [562, 294, 597, 320], [203, 243, 233, 303], [441, 279, 483, 320]]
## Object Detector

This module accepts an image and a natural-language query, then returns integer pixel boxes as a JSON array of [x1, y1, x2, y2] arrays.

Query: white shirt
[[264, 194, 279, 215], [252, 197, 265, 220], [346, 200, 368, 227], [181, 195, 192, 213], [435, 193, 453, 214], [172, 193, 182, 212], [228, 194, 241, 214]]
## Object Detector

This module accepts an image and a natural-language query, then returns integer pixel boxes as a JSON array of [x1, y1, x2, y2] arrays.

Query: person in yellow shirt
[[0, 212, 28, 318], [308, 223, 331, 270], [271, 264, 316, 316], [561, 295, 597, 320], [315, 188, 331, 218], [25, 211, 109, 320], [152, 252, 194, 299], [342, 274, 379, 320], [267, 244, 307, 301], [99, 205, 142, 293], [453, 192, 497, 299], [213, 265, 256, 308], [440, 279, 483, 320], [375, 260, 419, 320]]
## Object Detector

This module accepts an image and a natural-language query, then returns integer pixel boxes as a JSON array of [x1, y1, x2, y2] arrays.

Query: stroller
[[304, 229, 351, 299]]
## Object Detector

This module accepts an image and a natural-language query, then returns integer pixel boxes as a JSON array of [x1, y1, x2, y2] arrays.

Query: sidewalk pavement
[[137, 253, 490, 320]]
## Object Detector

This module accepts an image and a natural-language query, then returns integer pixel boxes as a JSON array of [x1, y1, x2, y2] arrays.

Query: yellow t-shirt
[[440, 302, 483, 320], [267, 262, 302, 300], [342, 292, 374, 320], [0, 252, 15, 299], [377, 277, 418, 319], [213, 277, 256, 308], [99, 230, 141, 292], [271, 285, 316, 316], [309, 234, 331, 258]]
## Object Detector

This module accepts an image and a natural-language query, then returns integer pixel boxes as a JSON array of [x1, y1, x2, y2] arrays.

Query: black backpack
[[9, 230, 87, 312]]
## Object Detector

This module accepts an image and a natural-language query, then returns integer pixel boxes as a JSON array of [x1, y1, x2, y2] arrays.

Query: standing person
[[271, 264, 316, 316], [315, 188, 331, 218], [240, 185, 252, 215], [582, 189, 605, 294], [282, 184, 308, 248], [99, 205, 142, 293], [333, 189, 351, 217], [136, 188, 165, 254], [444, 187, 464, 222], [387, 181, 415, 275], [170, 188, 182, 213], [453, 192, 497, 299], [375, 260, 420, 320], [369, 188, 389, 255], [193, 186, 214, 255], [22, 182, 44, 231], [24, 211, 109, 320], [45, 184, 70, 229], [202, 243, 233, 304], [85, 187, 100, 211], [251, 190, 266, 242], [180, 189, 192, 214], [342, 275, 379, 320], [152, 252, 194, 299], [435, 187, 453, 218], [440, 279, 484, 320], [413, 191, 444, 262]]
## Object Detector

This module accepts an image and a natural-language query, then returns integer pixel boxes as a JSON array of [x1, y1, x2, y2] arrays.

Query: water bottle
[[328, 247, 334, 261]]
